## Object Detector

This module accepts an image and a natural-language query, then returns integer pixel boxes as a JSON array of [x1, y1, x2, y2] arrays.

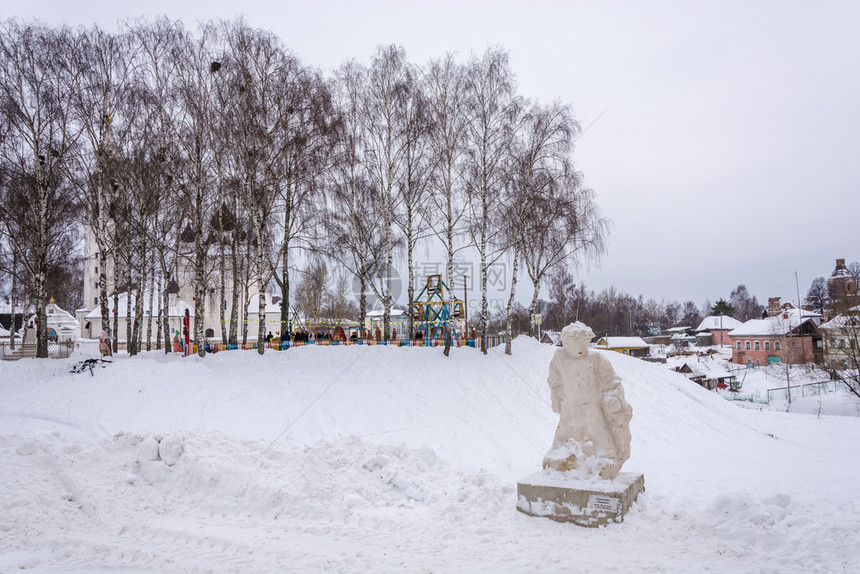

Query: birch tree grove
[[63, 26, 136, 351], [0, 19, 608, 357], [0, 22, 81, 358]]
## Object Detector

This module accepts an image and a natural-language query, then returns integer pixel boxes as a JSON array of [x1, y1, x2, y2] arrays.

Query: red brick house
[[727, 298, 822, 366], [695, 315, 743, 347]]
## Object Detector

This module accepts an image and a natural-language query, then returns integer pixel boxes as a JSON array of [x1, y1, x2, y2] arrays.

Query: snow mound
[[2, 338, 860, 571]]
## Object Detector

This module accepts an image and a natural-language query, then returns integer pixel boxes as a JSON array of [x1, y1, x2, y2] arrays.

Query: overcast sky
[[4, 0, 859, 309]]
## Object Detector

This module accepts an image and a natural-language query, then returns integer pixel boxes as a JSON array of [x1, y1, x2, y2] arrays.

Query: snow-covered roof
[[728, 306, 819, 337], [28, 302, 79, 329], [597, 336, 649, 349], [0, 300, 31, 315], [366, 308, 407, 318], [677, 358, 733, 380], [665, 326, 691, 334], [542, 331, 561, 344], [85, 291, 192, 320], [695, 315, 743, 332], [819, 308, 860, 331]]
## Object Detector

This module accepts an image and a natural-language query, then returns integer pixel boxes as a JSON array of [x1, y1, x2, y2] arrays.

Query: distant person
[[98, 331, 112, 358]]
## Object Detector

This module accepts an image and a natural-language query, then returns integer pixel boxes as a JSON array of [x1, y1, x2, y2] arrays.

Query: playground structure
[[411, 274, 468, 341]]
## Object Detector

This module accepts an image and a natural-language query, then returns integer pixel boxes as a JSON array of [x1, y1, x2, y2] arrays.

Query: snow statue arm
[[595, 353, 633, 479], [547, 352, 563, 413]]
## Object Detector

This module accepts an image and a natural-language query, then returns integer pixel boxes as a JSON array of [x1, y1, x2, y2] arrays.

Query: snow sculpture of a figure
[[543, 322, 632, 480]]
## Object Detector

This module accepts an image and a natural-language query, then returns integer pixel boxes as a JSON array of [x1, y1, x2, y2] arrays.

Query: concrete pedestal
[[516, 471, 644, 527]]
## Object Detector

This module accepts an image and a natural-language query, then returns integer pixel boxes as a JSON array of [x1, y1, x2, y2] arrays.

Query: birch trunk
[[359, 274, 367, 339], [162, 281, 170, 353], [504, 246, 520, 355], [530, 279, 541, 338], [480, 194, 489, 355], [444, 245, 454, 356], [9, 253, 16, 350], [280, 247, 290, 341], [228, 231, 241, 346], [146, 258, 155, 351], [112, 254, 120, 354], [125, 251, 133, 354], [242, 281, 250, 346], [219, 235, 227, 345], [155, 275, 162, 351], [256, 260, 266, 355]]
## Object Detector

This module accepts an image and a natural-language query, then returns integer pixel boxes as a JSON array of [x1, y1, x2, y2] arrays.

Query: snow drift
[[1, 338, 859, 572]]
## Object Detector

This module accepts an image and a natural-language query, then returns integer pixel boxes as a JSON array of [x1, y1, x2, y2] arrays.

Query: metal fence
[[722, 392, 769, 404], [766, 380, 839, 403], [0, 341, 75, 360]]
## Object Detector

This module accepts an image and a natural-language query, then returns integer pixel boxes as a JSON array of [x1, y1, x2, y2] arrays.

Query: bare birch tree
[[502, 101, 577, 354], [361, 45, 411, 341], [424, 53, 470, 356], [521, 163, 608, 337], [327, 60, 384, 336], [464, 48, 520, 354], [395, 64, 432, 340]]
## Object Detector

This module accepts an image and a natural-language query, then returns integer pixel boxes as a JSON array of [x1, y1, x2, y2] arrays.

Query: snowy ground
[[666, 347, 860, 417], [2, 339, 860, 573]]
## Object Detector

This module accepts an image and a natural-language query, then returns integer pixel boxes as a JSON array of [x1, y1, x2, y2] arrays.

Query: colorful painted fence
[[181, 336, 507, 355]]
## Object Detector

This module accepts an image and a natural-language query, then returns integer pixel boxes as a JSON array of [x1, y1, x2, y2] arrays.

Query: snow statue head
[[559, 321, 595, 358], [544, 322, 633, 480]]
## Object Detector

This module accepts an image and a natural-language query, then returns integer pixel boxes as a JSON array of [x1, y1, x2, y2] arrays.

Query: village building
[[818, 307, 859, 370], [541, 331, 560, 345], [81, 289, 193, 342], [695, 315, 743, 347], [25, 299, 79, 343], [365, 308, 410, 340], [673, 357, 736, 391], [727, 298, 822, 366], [79, 216, 262, 341], [0, 298, 28, 335], [827, 258, 859, 310], [595, 336, 650, 358]]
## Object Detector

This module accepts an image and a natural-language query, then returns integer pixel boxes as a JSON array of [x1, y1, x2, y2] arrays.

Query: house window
[[775, 341, 781, 351], [764, 341, 770, 350], [840, 339, 846, 349], [754, 341, 760, 351], [95, 297, 98, 305], [736, 341, 742, 350], [95, 266, 98, 274], [745, 341, 751, 350]]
